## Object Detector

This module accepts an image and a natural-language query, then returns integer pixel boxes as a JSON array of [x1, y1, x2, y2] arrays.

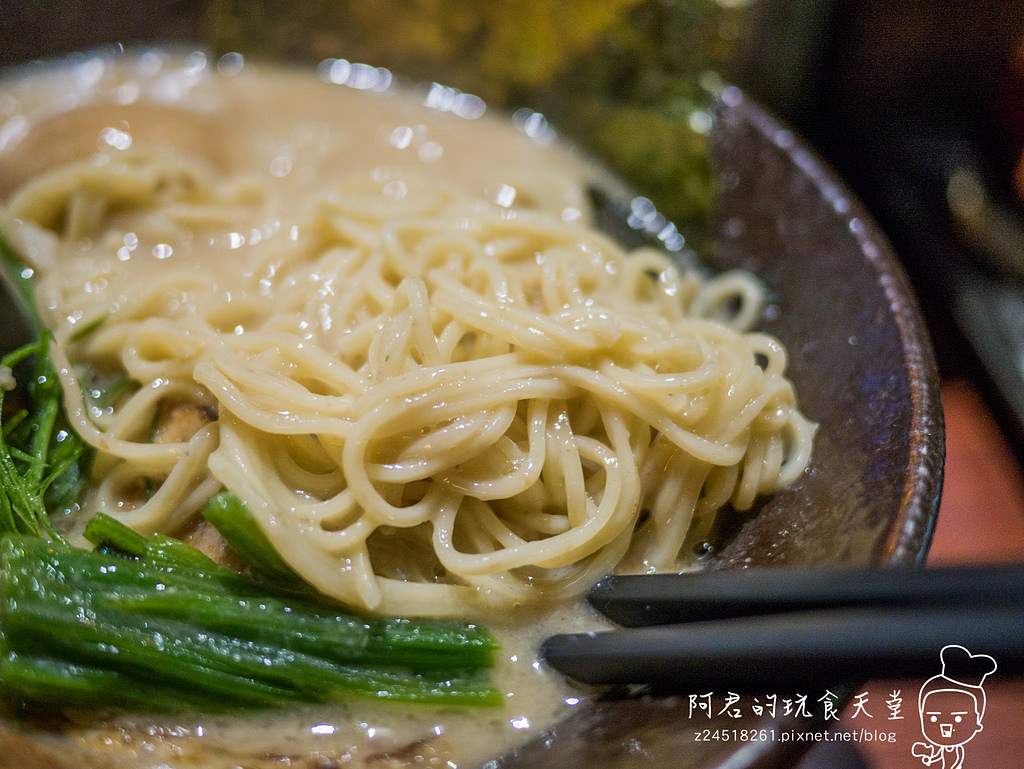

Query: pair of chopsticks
[[541, 565, 1024, 692]]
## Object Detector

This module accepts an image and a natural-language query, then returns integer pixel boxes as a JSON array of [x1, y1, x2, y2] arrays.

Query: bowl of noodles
[[0, 7, 942, 769]]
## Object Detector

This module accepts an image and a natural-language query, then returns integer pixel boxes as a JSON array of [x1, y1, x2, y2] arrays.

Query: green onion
[[0, 653, 236, 713], [82, 510, 150, 556], [201, 490, 305, 586], [0, 534, 501, 712]]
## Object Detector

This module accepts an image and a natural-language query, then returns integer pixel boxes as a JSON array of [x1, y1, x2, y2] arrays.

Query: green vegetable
[[0, 533, 501, 712], [201, 490, 306, 586], [0, 232, 501, 714], [0, 654, 232, 713], [0, 228, 43, 341], [86, 513, 499, 669], [0, 229, 92, 540]]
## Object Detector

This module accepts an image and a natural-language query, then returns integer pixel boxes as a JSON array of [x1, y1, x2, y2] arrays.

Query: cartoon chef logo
[[911, 644, 997, 768]]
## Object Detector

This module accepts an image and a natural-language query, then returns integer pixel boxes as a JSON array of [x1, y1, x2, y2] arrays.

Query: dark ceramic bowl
[[0, 15, 944, 769], [708, 89, 943, 572], [0, 79, 945, 769], [484, 87, 945, 769]]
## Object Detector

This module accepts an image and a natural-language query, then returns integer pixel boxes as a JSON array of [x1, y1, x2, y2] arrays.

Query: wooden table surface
[[799, 378, 1024, 768]]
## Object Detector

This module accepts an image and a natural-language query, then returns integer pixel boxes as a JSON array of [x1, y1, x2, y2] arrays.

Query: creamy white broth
[[1, 51, 595, 333]]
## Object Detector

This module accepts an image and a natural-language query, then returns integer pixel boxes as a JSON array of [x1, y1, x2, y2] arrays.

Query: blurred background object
[[734, 0, 1024, 460], [733, 4, 1024, 765]]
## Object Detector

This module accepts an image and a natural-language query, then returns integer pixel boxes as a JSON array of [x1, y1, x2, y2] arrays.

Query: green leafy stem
[[0, 229, 501, 713]]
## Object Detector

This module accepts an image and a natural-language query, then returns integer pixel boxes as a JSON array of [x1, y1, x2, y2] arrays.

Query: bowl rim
[[684, 88, 947, 768], [726, 88, 945, 570]]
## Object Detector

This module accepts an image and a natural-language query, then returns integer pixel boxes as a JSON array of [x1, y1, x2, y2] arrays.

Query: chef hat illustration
[[919, 644, 998, 719]]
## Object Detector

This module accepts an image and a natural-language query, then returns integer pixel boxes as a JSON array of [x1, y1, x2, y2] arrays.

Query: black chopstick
[[542, 604, 1024, 691], [542, 565, 1024, 691], [586, 564, 1024, 626]]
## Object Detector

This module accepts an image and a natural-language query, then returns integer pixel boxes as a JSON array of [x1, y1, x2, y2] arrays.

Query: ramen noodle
[[0, 50, 813, 620], [0, 48, 820, 768]]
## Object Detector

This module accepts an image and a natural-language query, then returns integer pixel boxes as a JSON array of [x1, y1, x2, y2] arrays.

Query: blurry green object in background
[[206, 0, 755, 251]]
